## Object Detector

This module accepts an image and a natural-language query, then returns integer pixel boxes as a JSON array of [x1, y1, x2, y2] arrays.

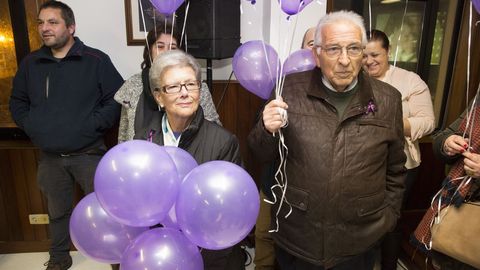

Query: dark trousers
[[254, 191, 275, 270], [202, 244, 246, 270], [381, 167, 419, 270], [37, 151, 102, 261], [275, 246, 377, 270]]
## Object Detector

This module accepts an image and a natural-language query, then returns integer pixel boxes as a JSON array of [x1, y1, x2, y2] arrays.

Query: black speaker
[[176, 0, 241, 59]]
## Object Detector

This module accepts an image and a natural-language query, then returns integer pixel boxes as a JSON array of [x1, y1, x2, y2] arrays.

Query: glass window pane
[[0, 0, 17, 127], [428, 0, 459, 127], [367, 1, 426, 72], [25, 0, 43, 51]]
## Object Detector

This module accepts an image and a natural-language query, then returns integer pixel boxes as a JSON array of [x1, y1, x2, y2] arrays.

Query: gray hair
[[314, 10, 367, 47], [149, 50, 201, 92]]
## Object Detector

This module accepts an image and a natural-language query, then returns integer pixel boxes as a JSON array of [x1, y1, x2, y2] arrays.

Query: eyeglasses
[[159, 80, 201, 94], [318, 44, 364, 58]]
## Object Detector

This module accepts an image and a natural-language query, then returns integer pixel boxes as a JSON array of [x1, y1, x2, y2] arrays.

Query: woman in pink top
[[363, 29, 435, 270]]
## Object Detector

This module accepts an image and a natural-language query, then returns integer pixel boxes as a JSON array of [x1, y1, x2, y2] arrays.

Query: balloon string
[[260, 41, 276, 100], [465, 1, 472, 130], [464, 83, 480, 143], [277, 13, 300, 98], [170, 15, 175, 51], [139, 0, 152, 65], [267, 1, 305, 233], [153, 4, 159, 59], [393, 0, 409, 67], [368, 0, 372, 35], [180, 0, 190, 51], [266, 131, 292, 233]]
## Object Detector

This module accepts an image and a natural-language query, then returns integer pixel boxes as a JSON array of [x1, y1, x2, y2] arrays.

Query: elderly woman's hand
[[443, 135, 468, 156], [262, 97, 288, 134], [462, 151, 480, 178]]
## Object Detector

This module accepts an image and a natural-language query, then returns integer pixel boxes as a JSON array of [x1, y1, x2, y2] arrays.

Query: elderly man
[[248, 11, 406, 270]]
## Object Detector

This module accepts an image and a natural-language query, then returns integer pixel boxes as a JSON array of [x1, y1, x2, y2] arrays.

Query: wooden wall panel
[[0, 144, 50, 253], [11, 150, 35, 241], [210, 81, 265, 184], [0, 149, 24, 241], [0, 150, 12, 241]]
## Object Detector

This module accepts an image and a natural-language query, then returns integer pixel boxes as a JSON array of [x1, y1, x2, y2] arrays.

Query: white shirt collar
[[162, 114, 181, 147]]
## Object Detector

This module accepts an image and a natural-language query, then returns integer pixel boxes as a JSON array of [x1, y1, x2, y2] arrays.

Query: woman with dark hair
[[114, 22, 220, 143], [363, 29, 435, 270]]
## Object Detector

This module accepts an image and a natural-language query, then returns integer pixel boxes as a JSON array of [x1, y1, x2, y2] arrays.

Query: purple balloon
[[121, 228, 203, 270], [161, 204, 180, 229], [233, 40, 279, 100], [150, 0, 185, 15], [474, 0, 480, 14], [163, 146, 198, 181], [279, 0, 313, 15], [176, 161, 260, 250], [283, 49, 316, 75], [70, 193, 148, 264], [95, 140, 179, 227]]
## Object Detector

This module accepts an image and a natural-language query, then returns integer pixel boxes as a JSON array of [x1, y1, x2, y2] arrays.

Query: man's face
[[37, 8, 74, 50], [313, 21, 364, 92], [302, 27, 315, 50]]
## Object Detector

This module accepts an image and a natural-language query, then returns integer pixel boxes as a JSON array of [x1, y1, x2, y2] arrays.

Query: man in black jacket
[[9, 1, 123, 269]]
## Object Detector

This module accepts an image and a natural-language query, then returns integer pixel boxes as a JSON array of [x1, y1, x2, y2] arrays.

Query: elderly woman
[[363, 29, 435, 270], [134, 50, 245, 269], [114, 22, 220, 144]]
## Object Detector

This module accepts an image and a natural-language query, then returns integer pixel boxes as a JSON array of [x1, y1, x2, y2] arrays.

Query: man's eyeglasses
[[318, 44, 363, 58], [158, 80, 201, 94]]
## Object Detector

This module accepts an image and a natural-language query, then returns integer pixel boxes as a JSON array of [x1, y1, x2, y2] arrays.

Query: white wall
[[268, 0, 326, 60], [62, 0, 326, 80]]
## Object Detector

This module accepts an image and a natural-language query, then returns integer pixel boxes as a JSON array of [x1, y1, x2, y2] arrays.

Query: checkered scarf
[[412, 106, 480, 251]]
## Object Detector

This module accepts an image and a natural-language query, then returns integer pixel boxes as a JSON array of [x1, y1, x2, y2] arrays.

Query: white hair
[[314, 10, 367, 47], [149, 50, 201, 93]]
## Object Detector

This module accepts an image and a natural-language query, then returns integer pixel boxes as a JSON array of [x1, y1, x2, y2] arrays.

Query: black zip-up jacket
[[9, 37, 123, 153], [134, 107, 241, 166]]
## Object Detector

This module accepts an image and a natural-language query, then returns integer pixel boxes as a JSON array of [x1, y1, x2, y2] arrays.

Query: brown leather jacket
[[248, 68, 406, 268]]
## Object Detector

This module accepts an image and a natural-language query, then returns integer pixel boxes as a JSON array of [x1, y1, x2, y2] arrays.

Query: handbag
[[431, 201, 480, 269]]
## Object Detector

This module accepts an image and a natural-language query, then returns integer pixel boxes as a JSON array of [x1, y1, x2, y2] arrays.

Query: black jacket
[[134, 107, 241, 165], [9, 37, 123, 153]]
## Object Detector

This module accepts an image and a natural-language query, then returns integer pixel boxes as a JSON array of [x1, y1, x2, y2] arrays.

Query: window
[[330, 0, 463, 127]]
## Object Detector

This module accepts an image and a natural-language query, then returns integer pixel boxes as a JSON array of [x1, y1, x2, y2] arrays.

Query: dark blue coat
[[10, 37, 123, 153]]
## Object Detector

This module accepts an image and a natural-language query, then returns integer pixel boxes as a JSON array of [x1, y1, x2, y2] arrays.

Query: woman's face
[[362, 40, 389, 79], [154, 66, 200, 122], [151, 33, 178, 60]]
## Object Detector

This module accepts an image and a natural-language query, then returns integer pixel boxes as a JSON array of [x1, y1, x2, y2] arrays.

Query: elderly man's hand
[[262, 98, 288, 134], [462, 151, 480, 178], [443, 135, 468, 156]]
